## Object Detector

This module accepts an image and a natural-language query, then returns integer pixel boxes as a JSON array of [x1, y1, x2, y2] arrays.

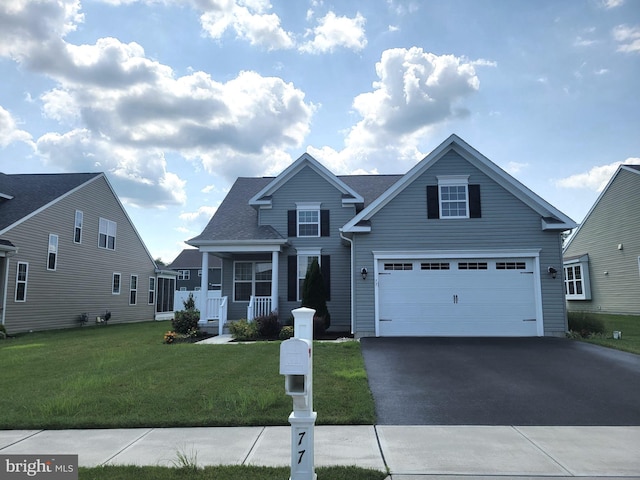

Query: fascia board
[[188, 240, 287, 253], [248, 153, 363, 207]]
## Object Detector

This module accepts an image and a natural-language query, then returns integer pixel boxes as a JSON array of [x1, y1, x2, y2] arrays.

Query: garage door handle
[[522, 318, 536, 322], [380, 318, 392, 322]]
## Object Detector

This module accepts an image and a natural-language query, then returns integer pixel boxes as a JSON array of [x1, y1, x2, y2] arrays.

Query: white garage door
[[377, 258, 538, 336]]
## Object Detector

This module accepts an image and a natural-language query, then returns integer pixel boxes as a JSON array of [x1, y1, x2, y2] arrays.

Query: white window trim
[[563, 256, 591, 300], [437, 175, 470, 219], [129, 275, 138, 305], [47, 234, 59, 271], [99, 217, 117, 250], [148, 277, 156, 305], [178, 270, 190, 280], [112, 272, 121, 295], [297, 248, 321, 301], [74, 210, 83, 244], [296, 202, 321, 237], [15, 262, 28, 302]]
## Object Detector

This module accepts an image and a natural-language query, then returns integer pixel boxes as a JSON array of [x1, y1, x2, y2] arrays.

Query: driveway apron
[[360, 337, 640, 425]]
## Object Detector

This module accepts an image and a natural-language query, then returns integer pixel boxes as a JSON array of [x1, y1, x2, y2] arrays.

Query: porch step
[[198, 321, 230, 335]]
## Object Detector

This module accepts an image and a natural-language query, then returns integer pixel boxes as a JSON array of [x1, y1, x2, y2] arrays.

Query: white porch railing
[[247, 296, 272, 321], [206, 296, 228, 336]]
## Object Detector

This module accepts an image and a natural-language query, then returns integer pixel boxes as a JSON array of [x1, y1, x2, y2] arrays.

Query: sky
[[1, 0, 639, 264]]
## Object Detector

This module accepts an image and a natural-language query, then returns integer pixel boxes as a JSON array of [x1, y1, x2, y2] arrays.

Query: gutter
[[339, 229, 355, 335]]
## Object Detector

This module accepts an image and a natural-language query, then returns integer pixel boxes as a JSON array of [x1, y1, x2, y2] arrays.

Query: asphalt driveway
[[360, 337, 640, 425]]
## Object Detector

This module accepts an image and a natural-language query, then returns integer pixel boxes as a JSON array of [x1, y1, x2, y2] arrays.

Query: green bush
[[172, 310, 200, 335], [279, 325, 294, 340], [255, 312, 281, 339], [568, 311, 606, 338], [0, 324, 6, 340], [228, 319, 259, 341], [301, 258, 331, 335]]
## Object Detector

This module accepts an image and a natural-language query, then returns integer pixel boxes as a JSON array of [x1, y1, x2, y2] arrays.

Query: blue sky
[[1, 0, 639, 263]]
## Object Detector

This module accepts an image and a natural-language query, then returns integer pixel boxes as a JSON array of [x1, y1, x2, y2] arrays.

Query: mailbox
[[280, 337, 312, 411]]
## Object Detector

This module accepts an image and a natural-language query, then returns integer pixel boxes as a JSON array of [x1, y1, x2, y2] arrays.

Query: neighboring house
[[188, 134, 576, 337], [563, 165, 640, 315], [0, 172, 177, 333], [167, 249, 222, 291]]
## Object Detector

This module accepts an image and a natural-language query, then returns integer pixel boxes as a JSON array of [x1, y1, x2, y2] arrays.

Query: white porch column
[[199, 252, 209, 322], [271, 250, 279, 313]]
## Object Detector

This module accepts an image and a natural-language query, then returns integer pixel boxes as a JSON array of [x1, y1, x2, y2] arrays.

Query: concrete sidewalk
[[2, 426, 640, 478]]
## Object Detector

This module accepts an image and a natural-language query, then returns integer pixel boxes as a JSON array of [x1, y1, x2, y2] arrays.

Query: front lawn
[[0, 321, 375, 429], [569, 312, 640, 355]]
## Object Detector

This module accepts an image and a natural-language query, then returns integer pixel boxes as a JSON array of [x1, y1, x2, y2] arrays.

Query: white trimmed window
[[112, 272, 121, 295], [297, 202, 321, 237], [74, 210, 83, 244], [47, 234, 59, 271], [129, 275, 138, 305], [99, 218, 117, 250], [148, 277, 156, 305], [438, 176, 469, 219], [177, 270, 190, 280], [15, 262, 28, 302], [563, 255, 591, 300], [233, 261, 272, 302]]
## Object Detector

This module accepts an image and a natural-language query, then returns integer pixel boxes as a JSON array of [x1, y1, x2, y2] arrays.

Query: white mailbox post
[[280, 307, 317, 480]]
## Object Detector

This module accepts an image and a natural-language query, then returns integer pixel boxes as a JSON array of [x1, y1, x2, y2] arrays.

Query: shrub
[[0, 324, 6, 340], [301, 258, 331, 335], [255, 312, 280, 339], [568, 311, 606, 338], [172, 310, 200, 335], [183, 293, 196, 311], [279, 325, 294, 340], [228, 319, 259, 341]]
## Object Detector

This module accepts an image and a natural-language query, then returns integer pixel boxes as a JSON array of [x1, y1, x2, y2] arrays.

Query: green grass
[[0, 321, 375, 429], [79, 465, 387, 480], [569, 312, 640, 355]]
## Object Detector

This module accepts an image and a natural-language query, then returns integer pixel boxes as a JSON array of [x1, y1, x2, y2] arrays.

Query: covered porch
[[194, 241, 287, 336]]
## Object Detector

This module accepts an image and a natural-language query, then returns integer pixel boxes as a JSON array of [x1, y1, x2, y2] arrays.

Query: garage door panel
[[377, 257, 539, 337]]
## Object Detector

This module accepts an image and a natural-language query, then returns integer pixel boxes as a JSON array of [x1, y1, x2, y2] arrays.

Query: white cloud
[[0, 106, 34, 148], [179, 205, 218, 222], [0, 0, 315, 205], [299, 11, 367, 54], [613, 24, 640, 53], [505, 162, 529, 175], [600, 0, 624, 8], [556, 158, 640, 192], [310, 48, 483, 174]]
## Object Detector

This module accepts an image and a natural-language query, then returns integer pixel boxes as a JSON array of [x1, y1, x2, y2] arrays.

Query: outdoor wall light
[[360, 267, 368, 280], [548, 266, 557, 279]]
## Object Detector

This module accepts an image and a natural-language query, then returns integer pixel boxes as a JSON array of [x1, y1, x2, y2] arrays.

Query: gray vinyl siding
[[259, 165, 354, 331], [564, 168, 640, 315], [3, 176, 157, 333], [352, 150, 567, 337]]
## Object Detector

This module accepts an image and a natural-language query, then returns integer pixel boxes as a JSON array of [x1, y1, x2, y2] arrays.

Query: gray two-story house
[[0, 172, 176, 333], [188, 134, 576, 337]]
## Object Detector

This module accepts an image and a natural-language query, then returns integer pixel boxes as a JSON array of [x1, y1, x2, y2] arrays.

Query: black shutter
[[426, 185, 439, 219], [320, 210, 330, 237], [288, 210, 296, 237], [469, 184, 482, 218], [321, 255, 331, 301], [287, 255, 297, 301]]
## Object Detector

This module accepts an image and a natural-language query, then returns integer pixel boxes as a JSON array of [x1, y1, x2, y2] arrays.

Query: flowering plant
[[164, 331, 177, 344]]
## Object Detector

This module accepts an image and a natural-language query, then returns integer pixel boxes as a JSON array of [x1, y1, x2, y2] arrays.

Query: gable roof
[[0, 172, 102, 234], [248, 153, 364, 208], [188, 177, 287, 247], [168, 249, 222, 269], [563, 164, 640, 252], [342, 134, 577, 233]]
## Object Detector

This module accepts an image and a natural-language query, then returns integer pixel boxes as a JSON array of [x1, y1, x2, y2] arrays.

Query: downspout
[[339, 229, 355, 335]]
